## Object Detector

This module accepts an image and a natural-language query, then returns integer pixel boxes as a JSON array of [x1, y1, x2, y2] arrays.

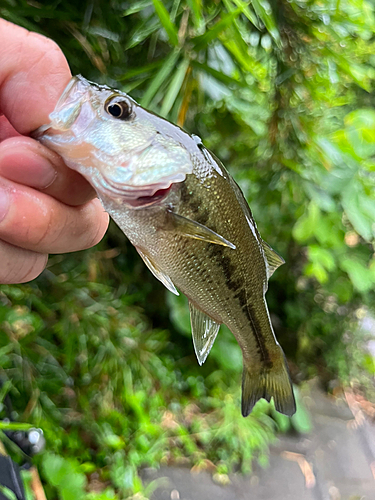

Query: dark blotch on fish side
[[234, 288, 247, 308], [221, 255, 236, 279], [245, 301, 273, 369], [180, 183, 190, 203], [208, 245, 223, 259], [195, 209, 209, 225], [189, 199, 200, 213]]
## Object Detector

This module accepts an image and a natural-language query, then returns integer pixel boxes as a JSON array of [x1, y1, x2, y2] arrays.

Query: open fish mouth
[[33, 74, 193, 208], [123, 186, 173, 207], [94, 167, 177, 207]]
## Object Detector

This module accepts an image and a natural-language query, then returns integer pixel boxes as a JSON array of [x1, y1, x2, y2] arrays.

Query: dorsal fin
[[225, 174, 285, 279], [261, 240, 285, 279], [189, 301, 220, 365], [136, 246, 179, 296]]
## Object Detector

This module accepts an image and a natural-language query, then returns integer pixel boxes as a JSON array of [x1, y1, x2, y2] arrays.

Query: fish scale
[[34, 75, 296, 417]]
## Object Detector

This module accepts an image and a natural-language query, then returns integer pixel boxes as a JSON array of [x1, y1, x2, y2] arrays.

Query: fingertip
[[0, 136, 96, 205], [0, 19, 71, 133], [0, 239, 48, 284], [0, 136, 57, 189], [84, 198, 110, 248], [19, 252, 49, 283]]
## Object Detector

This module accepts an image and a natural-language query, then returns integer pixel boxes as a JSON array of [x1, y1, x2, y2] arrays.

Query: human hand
[[0, 20, 109, 284]]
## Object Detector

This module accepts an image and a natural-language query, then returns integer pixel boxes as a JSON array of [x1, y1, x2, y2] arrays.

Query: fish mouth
[[97, 170, 176, 208], [124, 186, 173, 207]]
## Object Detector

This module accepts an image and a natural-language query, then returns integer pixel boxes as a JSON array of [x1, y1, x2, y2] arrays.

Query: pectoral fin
[[189, 302, 220, 365], [136, 247, 179, 296], [261, 240, 285, 279], [166, 209, 236, 249]]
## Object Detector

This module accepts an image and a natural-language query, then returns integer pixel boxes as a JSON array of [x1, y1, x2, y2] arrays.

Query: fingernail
[[33, 155, 58, 189], [0, 188, 10, 223]]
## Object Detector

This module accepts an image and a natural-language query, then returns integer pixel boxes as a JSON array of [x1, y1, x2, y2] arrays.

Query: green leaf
[[293, 202, 320, 242], [125, 18, 160, 49], [231, 0, 260, 28], [0, 486, 17, 500], [152, 0, 179, 46], [220, 25, 266, 79], [192, 9, 242, 49], [271, 409, 291, 433], [140, 49, 181, 108], [340, 258, 374, 292], [42, 453, 87, 500], [305, 261, 328, 284], [161, 58, 190, 117], [308, 246, 335, 272], [117, 61, 162, 81], [0, 422, 33, 431], [344, 109, 375, 159], [326, 49, 371, 91], [342, 188, 374, 241], [191, 60, 246, 87], [290, 387, 312, 434], [362, 354, 375, 376], [187, 0, 203, 28], [251, 0, 281, 48], [122, 0, 153, 16]]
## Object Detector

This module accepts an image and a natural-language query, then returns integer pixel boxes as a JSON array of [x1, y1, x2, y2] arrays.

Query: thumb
[[0, 19, 71, 135]]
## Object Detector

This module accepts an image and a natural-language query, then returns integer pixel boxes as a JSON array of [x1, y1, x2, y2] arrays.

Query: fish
[[34, 75, 296, 417]]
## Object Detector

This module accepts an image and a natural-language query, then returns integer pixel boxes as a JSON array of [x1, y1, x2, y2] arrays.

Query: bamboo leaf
[[187, 0, 203, 28], [231, 0, 260, 28], [192, 9, 242, 49], [191, 60, 246, 87], [126, 18, 160, 49], [117, 61, 163, 81], [140, 49, 181, 107], [251, 0, 281, 48], [161, 58, 190, 117], [222, 35, 266, 79], [122, 0, 153, 16], [152, 0, 179, 46]]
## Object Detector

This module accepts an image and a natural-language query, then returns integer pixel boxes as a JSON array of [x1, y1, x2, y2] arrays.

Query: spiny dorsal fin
[[189, 302, 220, 365], [261, 240, 285, 279], [166, 209, 236, 249], [136, 246, 179, 296]]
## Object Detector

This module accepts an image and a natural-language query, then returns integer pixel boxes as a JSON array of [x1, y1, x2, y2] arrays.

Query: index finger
[[0, 19, 71, 134]]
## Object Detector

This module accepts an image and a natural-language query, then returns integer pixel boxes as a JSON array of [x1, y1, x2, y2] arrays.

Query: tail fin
[[241, 348, 296, 417]]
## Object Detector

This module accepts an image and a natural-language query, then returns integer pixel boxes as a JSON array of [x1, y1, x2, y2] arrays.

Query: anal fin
[[189, 302, 220, 365], [136, 247, 179, 296], [261, 240, 285, 279], [166, 209, 236, 249]]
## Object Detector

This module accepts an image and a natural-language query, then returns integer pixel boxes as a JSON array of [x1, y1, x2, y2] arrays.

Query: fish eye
[[105, 97, 132, 120]]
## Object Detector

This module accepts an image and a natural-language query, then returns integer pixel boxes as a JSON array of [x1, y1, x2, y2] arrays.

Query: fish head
[[34, 75, 194, 205]]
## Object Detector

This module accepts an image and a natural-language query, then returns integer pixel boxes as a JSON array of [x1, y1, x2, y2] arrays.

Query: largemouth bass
[[34, 76, 296, 416]]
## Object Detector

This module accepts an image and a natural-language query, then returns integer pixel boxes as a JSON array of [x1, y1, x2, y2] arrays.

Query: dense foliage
[[0, 0, 374, 498]]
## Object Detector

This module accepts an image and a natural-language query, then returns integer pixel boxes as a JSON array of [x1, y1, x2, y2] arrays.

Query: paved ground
[[142, 383, 375, 500]]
